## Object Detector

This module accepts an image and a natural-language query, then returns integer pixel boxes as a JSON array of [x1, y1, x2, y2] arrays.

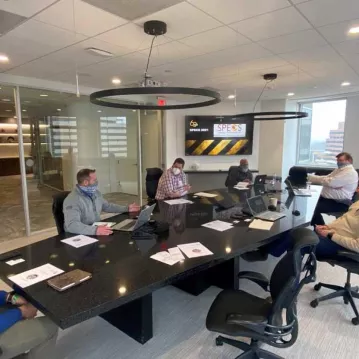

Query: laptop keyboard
[[259, 211, 282, 220]]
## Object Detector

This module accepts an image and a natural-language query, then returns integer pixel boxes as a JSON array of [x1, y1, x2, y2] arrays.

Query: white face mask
[[172, 167, 181, 176]]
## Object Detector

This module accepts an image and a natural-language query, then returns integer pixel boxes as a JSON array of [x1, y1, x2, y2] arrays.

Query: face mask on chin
[[172, 167, 181, 176]]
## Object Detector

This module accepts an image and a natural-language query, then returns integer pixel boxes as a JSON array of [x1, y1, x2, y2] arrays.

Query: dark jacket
[[225, 166, 253, 187]]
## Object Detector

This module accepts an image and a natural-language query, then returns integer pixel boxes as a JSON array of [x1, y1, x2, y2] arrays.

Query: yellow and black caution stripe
[[185, 139, 249, 155]]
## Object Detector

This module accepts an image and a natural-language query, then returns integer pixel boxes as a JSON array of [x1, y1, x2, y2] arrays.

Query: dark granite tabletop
[[0, 186, 321, 329]]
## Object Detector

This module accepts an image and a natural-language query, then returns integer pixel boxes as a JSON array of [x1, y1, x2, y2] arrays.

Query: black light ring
[[235, 111, 308, 121], [90, 87, 221, 110]]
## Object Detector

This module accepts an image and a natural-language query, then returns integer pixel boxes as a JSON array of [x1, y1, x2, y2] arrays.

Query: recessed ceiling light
[[0, 54, 9, 63], [112, 77, 121, 85], [349, 26, 359, 34], [132, 110, 136, 112], [287, 92, 295, 96], [57, 108, 61, 111], [341, 82, 351, 86], [5, 110, 11, 112], [24, 100, 31, 103], [2, 99, 10, 102], [227, 94, 236, 99], [40, 94, 48, 97], [97, 110, 102, 113], [85, 47, 113, 58], [22, 109, 27, 112]]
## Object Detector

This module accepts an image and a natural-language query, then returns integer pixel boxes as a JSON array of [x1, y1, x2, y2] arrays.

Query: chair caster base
[[216, 337, 223, 346], [352, 317, 359, 325], [310, 299, 319, 308]]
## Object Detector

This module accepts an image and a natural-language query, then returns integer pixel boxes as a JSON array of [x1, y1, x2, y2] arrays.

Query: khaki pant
[[0, 316, 58, 359]]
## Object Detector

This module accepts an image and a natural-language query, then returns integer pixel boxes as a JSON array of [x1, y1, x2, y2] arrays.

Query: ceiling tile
[[333, 40, 359, 55], [230, 7, 311, 41], [140, 41, 201, 67], [150, 43, 272, 77], [258, 29, 326, 54], [135, 2, 222, 39], [35, 0, 128, 37], [8, 19, 86, 50], [0, 9, 27, 35], [96, 23, 171, 51], [188, 0, 290, 24], [179, 26, 250, 54], [297, 0, 359, 27], [318, 19, 359, 44], [291, 0, 311, 3], [0, 33, 57, 70], [82, 0, 185, 21], [0, 0, 57, 17]]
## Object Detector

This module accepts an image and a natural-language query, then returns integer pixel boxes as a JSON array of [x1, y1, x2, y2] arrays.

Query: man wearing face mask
[[308, 152, 358, 226], [225, 159, 253, 187], [156, 158, 191, 200], [63, 168, 140, 235]]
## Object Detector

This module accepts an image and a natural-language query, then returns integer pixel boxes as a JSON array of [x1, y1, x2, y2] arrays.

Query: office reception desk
[[0, 186, 320, 344]]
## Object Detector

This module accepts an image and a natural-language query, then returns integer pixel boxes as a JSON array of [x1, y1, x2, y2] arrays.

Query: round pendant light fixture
[[90, 20, 222, 110], [235, 73, 308, 121]]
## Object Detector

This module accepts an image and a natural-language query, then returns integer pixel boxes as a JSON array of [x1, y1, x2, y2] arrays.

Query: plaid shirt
[[155, 169, 188, 200]]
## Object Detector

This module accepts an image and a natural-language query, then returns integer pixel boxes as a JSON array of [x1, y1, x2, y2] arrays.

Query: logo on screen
[[213, 124, 246, 138], [190, 120, 198, 128]]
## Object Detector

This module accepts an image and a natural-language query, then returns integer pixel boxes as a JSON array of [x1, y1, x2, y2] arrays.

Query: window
[[297, 99, 347, 167], [100, 116, 127, 158]]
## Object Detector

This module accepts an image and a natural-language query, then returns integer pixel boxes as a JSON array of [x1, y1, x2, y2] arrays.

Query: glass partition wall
[[0, 84, 163, 241]]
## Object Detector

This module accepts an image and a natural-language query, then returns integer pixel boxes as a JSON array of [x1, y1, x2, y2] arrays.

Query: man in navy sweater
[[0, 290, 58, 358]]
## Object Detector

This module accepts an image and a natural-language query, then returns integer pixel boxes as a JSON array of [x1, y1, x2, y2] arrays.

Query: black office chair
[[145, 167, 163, 203], [310, 251, 359, 325], [52, 191, 70, 234], [206, 228, 319, 359]]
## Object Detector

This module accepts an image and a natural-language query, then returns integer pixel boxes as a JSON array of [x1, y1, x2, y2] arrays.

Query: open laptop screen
[[247, 196, 267, 215]]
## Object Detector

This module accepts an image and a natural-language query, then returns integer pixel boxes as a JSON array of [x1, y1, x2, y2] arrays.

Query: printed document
[[178, 243, 213, 258], [9, 264, 64, 288], [61, 235, 98, 248], [202, 220, 233, 232]]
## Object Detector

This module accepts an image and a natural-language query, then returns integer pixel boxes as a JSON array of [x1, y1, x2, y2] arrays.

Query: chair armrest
[[226, 313, 267, 325], [338, 251, 359, 263], [237, 271, 269, 291]]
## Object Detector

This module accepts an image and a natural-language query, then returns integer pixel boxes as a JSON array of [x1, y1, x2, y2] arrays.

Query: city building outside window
[[297, 99, 347, 167]]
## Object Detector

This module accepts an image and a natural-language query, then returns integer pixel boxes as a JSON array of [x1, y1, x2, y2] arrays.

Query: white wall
[[164, 101, 260, 171], [343, 94, 359, 168]]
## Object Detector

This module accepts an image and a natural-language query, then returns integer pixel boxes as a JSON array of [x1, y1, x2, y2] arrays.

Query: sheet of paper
[[249, 219, 273, 231], [164, 199, 193, 205], [234, 187, 250, 191], [202, 220, 233, 232], [236, 182, 249, 187], [61, 235, 98, 248], [92, 222, 116, 228], [6, 258, 25, 266], [168, 247, 185, 262], [9, 264, 64, 288], [150, 252, 178, 266], [194, 192, 218, 198], [178, 242, 213, 258]]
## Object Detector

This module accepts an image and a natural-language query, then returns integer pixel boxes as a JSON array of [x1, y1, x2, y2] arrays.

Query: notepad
[[194, 192, 218, 198], [248, 219, 273, 231]]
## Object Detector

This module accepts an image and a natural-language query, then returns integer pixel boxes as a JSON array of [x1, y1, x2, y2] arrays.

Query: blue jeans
[[265, 233, 350, 259]]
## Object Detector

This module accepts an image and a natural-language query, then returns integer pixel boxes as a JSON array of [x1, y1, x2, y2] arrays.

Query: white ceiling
[[0, 0, 359, 102]]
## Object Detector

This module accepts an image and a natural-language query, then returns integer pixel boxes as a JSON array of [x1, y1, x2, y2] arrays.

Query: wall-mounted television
[[185, 116, 253, 156]]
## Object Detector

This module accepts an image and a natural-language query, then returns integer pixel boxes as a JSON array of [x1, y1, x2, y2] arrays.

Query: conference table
[[0, 185, 321, 344]]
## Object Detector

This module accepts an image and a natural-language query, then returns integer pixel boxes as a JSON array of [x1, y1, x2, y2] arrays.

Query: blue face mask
[[78, 183, 98, 196], [337, 162, 349, 169]]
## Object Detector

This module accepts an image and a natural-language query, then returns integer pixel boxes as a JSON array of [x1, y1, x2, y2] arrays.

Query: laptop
[[112, 204, 156, 232], [285, 178, 311, 197], [254, 175, 267, 186], [247, 196, 286, 221]]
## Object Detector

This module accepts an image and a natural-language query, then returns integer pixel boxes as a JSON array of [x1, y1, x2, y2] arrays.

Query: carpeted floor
[[52, 260, 359, 359]]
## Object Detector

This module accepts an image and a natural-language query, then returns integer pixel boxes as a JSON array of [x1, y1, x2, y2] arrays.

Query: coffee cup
[[269, 197, 278, 208]]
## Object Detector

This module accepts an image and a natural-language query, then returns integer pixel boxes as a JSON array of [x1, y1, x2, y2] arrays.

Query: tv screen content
[[185, 116, 253, 156]]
